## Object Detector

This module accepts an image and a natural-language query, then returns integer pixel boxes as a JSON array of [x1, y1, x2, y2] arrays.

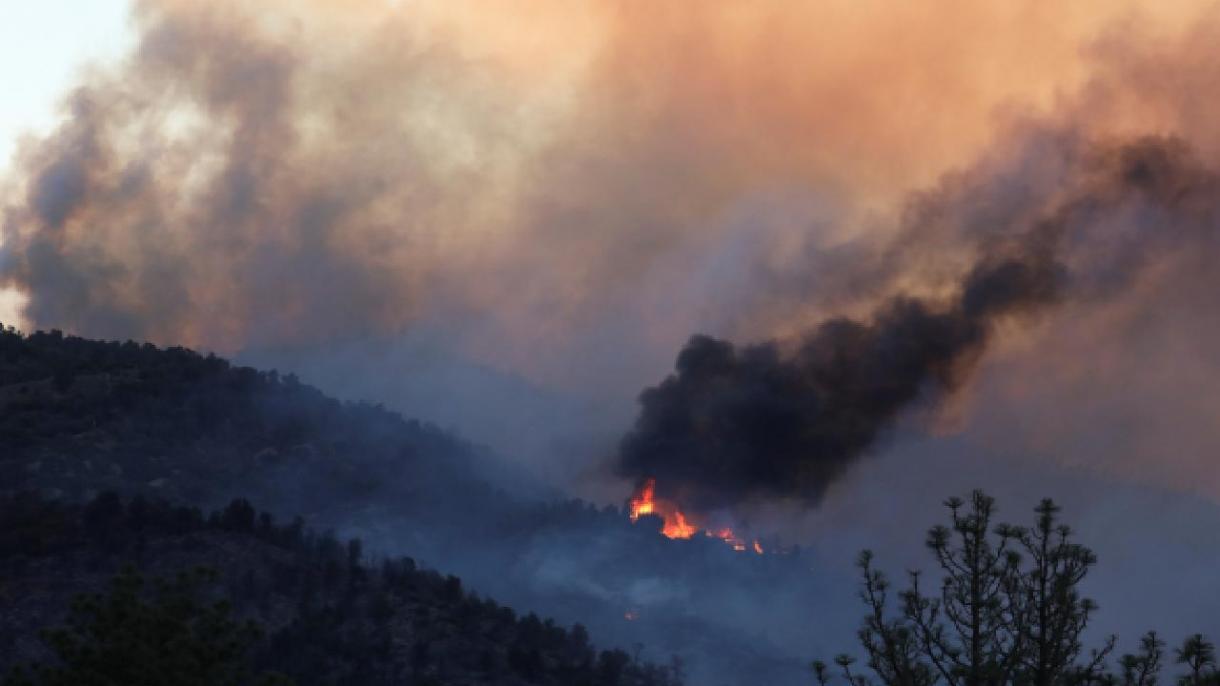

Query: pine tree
[[1175, 634, 1217, 686], [817, 491, 1210, 686]]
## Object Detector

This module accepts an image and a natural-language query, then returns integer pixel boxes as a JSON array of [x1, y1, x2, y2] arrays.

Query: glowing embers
[[628, 478, 764, 554], [705, 528, 764, 554]]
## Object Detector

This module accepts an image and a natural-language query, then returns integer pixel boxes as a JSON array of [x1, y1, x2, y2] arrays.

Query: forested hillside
[[0, 492, 681, 685], [0, 327, 811, 685], [0, 326, 518, 527]]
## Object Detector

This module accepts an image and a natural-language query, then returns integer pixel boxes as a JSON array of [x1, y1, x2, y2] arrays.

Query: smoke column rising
[[5, 1, 1220, 500], [617, 136, 1220, 511]]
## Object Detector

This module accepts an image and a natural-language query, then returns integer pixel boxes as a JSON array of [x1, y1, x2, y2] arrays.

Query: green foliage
[[4, 566, 290, 686], [818, 491, 1213, 686]]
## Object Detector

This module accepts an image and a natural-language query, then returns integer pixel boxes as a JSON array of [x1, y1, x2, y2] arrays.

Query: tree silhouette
[[818, 491, 1211, 686], [1174, 634, 1217, 686]]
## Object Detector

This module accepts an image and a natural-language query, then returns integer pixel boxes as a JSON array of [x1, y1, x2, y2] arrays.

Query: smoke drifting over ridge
[[6, 1, 1220, 500], [616, 253, 1064, 510], [618, 137, 1220, 510]]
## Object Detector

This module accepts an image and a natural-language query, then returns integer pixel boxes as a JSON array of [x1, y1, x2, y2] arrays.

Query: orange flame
[[707, 527, 749, 552], [629, 478, 768, 554], [629, 479, 656, 519], [629, 478, 697, 539]]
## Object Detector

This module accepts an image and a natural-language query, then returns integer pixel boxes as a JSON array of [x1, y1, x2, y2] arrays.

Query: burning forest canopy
[[6, 2, 1220, 684]]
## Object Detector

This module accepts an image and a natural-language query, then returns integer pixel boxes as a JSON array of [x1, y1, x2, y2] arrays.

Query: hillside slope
[[0, 328, 820, 686], [0, 492, 682, 686], [0, 327, 519, 526]]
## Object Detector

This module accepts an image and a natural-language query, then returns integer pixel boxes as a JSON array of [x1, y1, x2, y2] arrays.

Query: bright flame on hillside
[[628, 478, 763, 553], [629, 478, 697, 539]]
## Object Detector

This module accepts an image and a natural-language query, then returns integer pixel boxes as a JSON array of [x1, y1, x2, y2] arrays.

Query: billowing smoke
[[618, 136, 1220, 510], [0, 0, 520, 349], [616, 260, 1061, 510], [6, 0, 1220, 499], [2, 1, 1206, 366]]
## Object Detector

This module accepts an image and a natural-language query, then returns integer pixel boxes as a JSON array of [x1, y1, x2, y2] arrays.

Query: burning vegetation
[[628, 478, 697, 539], [628, 478, 764, 554]]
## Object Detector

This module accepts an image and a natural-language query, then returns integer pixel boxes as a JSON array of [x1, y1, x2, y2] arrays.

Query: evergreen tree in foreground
[[815, 491, 1218, 686]]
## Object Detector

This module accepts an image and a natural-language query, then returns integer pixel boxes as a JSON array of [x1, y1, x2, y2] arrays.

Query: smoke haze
[[618, 136, 1220, 510], [5, 0, 1220, 503]]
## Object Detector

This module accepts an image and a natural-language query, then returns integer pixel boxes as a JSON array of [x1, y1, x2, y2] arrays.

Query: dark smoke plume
[[617, 136, 1219, 511], [8, 2, 1220, 507]]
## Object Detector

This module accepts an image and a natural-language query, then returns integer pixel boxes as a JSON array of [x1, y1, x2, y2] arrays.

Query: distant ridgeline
[[0, 327, 647, 577], [0, 326, 512, 524]]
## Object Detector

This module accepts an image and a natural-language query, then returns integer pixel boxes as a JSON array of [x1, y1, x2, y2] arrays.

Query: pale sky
[[0, 1, 134, 169], [0, 0, 133, 327]]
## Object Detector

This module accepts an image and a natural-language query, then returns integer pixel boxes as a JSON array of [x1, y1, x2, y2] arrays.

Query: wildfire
[[629, 478, 697, 539], [701, 524, 766, 555], [628, 478, 764, 554]]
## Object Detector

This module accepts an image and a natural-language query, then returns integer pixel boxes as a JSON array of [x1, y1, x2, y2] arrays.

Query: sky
[[0, 0, 133, 325], [0, 2, 134, 168]]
